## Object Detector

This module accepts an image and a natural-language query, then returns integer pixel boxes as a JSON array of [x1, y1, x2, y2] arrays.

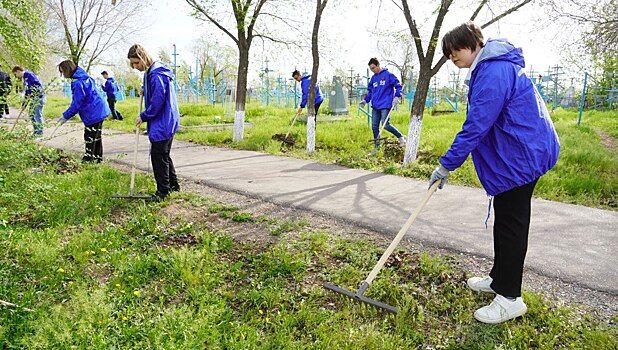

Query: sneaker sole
[[474, 305, 527, 324]]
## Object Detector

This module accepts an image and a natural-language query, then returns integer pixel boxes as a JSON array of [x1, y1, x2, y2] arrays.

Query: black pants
[[311, 102, 322, 129], [83, 121, 103, 163], [489, 178, 539, 297], [0, 92, 8, 115], [151, 137, 178, 196], [107, 96, 123, 120]]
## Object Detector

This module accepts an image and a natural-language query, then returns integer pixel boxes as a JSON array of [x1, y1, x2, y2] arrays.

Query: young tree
[[393, 0, 533, 166], [186, 0, 301, 142], [45, 0, 142, 72], [306, 0, 329, 155], [0, 0, 46, 71]]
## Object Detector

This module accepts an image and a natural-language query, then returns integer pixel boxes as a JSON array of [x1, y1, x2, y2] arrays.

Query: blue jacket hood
[[63, 66, 110, 125], [72, 66, 90, 80], [149, 61, 175, 79]]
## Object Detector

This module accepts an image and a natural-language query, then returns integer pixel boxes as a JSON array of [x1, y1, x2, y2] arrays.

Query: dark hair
[[58, 60, 77, 78], [292, 70, 301, 78], [101, 71, 108, 75], [12, 66, 25, 73], [368, 58, 379, 66], [441, 21, 484, 59]]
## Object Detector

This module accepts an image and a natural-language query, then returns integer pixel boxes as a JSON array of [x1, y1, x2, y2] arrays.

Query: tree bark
[[306, 0, 328, 155], [234, 42, 249, 142]]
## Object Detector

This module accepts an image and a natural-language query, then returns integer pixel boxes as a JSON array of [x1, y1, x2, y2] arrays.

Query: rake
[[272, 110, 301, 146], [112, 97, 152, 201], [323, 181, 440, 314]]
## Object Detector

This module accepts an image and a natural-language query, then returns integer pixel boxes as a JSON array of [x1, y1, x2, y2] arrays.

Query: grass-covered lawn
[[0, 130, 616, 348], [41, 96, 618, 210]]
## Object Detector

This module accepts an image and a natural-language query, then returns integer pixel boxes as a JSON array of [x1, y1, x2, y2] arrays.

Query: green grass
[[50, 96, 618, 210], [0, 129, 616, 348]]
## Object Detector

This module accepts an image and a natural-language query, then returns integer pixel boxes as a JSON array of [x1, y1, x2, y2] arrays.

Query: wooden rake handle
[[129, 96, 144, 196], [284, 110, 302, 139], [363, 180, 441, 286]]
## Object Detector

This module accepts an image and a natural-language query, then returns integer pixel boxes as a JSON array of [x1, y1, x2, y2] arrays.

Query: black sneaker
[[170, 184, 180, 192]]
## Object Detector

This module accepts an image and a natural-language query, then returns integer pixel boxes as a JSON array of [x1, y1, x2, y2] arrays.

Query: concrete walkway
[[5, 118, 617, 295]]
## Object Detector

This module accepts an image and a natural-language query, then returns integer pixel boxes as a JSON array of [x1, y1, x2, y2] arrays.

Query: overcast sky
[[126, 0, 568, 87]]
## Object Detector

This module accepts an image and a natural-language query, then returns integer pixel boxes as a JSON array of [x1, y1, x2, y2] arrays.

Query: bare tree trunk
[[306, 0, 328, 155], [234, 46, 249, 142], [403, 65, 432, 165]]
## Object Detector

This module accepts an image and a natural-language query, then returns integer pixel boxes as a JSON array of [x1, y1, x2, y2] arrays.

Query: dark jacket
[[0, 70, 11, 94], [62, 66, 110, 125], [140, 61, 180, 142]]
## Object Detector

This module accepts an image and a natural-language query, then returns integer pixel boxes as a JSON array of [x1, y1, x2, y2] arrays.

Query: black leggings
[[489, 178, 539, 297]]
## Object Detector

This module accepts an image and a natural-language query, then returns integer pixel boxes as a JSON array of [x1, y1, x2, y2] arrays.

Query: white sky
[[124, 0, 569, 87]]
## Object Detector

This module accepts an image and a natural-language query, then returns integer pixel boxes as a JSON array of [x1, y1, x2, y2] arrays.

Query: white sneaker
[[467, 276, 495, 293], [398, 135, 406, 147], [474, 294, 527, 324]]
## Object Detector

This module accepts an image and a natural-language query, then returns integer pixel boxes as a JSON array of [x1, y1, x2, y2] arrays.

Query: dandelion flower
[[133, 290, 140, 296], [100, 248, 107, 252], [57, 268, 65, 273]]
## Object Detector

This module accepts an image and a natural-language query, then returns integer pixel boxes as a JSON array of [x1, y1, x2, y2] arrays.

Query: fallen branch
[[0, 299, 34, 312]]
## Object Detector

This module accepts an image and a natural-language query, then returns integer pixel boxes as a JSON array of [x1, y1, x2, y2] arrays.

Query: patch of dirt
[[86, 263, 113, 284], [597, 129, 618, 153]]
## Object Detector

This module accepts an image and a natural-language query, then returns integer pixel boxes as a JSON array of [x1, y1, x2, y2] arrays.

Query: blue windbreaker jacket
[[363, 68, 402, 109], [299, 75, 324, 108], [440, 38, 560, 196], [23, 71, 45, 101], [103, 77, 119, 98], [62, 67, 110, 125], [140, 61, 180, 142]]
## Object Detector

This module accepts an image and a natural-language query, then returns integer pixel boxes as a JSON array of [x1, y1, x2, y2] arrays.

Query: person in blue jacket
[[128, 44, 180, 201], [57, 60, 110, 163], [360, 58, 406, 153], [292, 70, 324, 129], [430, 22, 560, 324], [11, 66, 45, 136], [101, 71, 124, 120]]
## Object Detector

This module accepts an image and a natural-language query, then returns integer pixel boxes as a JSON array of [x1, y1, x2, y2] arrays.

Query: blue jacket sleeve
[[364, 79, 372, 103], [63, 82, 86, 120], [103, 80, 111, 94], [392, 73, 402, 98], [300, 80, 308, 108], [439, 64, 511, 171], [140, 74, 166, 121]]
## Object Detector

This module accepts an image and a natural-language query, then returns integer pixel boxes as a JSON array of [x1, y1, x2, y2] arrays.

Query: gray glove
[[392, 96, 400, 108], [429, 165, 450, 190], [56, 117, 68, 125], [359, 100, 367, 108]]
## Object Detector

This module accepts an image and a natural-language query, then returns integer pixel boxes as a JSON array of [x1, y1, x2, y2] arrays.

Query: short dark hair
[[292, 70, 301, 78], [101, 71, 108, 75], [58, 60, 77, 78], [441, 21, 484, 59], [368, 58, 379, 66], [12, 66, 25, 73]]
